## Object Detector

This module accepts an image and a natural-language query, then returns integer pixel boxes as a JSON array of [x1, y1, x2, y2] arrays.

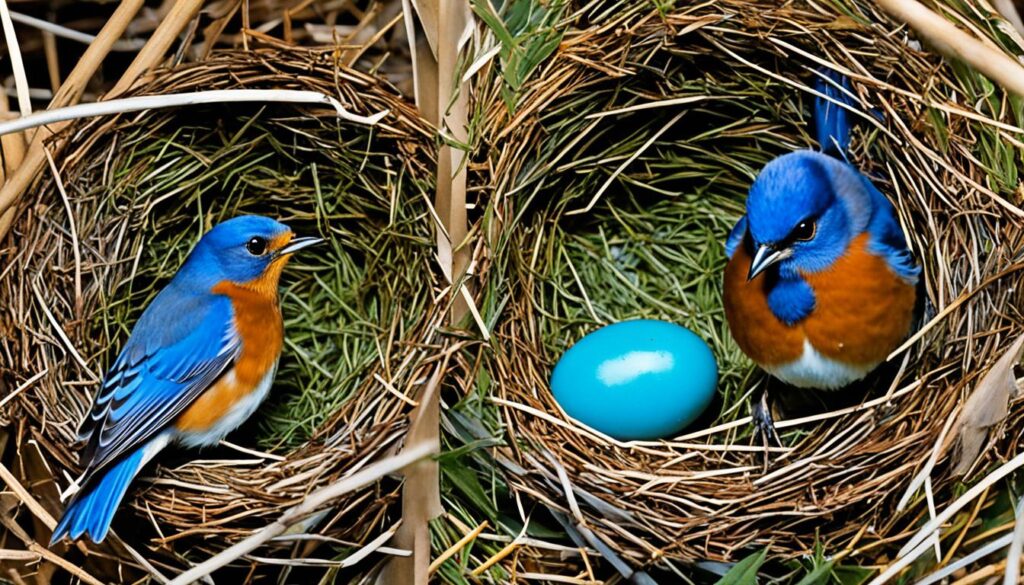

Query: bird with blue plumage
[[723, 71, 921, 398], [50, 216, 321, 544]]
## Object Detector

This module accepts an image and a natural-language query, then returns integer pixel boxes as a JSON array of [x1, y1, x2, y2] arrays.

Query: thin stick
[[0, 89, 388, 138], [919, 533, 1014, 585], [869, 534, 939, 585], [43, 30, 60, 94], [875, 0, 1024, 97], [31, 282, 95, 378], [0, 0, 32, 116], [0, 462, 57, 529], [107, 0, 203, 97], [898, 451, 1024, 558], [8, 10, 145, 50], [165, 443, 436, 585], [26, 543, 104, 585], [430, 521, 488, 573], [471, 541, 520, 576], [0, 369, 47, 409], [0, 92, 25, 237]]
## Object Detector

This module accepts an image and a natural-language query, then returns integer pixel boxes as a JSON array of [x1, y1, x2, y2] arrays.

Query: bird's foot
[[753, 391, 782, 454]]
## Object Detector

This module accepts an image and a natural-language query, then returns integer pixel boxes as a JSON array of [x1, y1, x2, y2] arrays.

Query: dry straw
[[0, 48, 447, 576], [447, 0, 1024, 575]]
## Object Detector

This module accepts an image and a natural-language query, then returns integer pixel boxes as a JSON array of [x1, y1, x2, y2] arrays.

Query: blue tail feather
[[50, 445, 147, 544], [813, 68, 854, 157]]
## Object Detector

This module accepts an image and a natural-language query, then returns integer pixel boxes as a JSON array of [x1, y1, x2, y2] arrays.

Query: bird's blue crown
[[179, 215, 292, 287]]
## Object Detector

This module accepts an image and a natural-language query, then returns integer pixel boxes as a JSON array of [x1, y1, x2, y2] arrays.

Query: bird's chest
[[723, 235, 915, 375], [176, 365, 277, 447], [174, 284, 284, 445]]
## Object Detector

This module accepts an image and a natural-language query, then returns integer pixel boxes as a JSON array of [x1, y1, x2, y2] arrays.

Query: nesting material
[[0, 48, 444, 564], [467, 0, 1024, 565]]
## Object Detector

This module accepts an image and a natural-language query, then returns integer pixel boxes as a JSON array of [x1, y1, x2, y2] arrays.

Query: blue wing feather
[[725, 215, 747, 258], [79, 282, 238, 480], [860, 176, 920, 284]]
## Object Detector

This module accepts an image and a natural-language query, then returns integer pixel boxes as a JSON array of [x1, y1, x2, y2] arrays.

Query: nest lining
[[465, 0, 1024, 567], [0, 49, 442, 562]]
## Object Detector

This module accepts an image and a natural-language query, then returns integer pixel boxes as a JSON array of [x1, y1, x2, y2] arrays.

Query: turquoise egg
[[550, 320, 718, 441]]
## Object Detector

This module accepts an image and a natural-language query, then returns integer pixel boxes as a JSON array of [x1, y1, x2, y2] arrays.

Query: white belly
[[175, 364, 277, 448], [763, 339, 875, 390]]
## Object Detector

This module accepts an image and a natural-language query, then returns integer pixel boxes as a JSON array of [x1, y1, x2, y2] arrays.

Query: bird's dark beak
[[277, 236, 323, 257], [747, 244, 789, 281]]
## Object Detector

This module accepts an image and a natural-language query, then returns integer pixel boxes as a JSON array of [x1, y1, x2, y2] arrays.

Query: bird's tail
[[813, 69, 854, 157], [50, 437, 166, 544]]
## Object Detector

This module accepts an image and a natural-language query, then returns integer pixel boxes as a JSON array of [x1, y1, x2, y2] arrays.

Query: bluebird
[[723, 72, 920, 396], [50, 216, 321, 544]]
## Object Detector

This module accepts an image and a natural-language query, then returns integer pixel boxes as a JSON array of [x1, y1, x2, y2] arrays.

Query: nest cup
[[470, 0, 1024, 567], [0, 49, 443, 562]]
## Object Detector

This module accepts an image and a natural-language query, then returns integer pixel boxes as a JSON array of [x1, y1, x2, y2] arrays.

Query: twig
[[0, 0, 32, 116], [31, 282, 96, 378], [107, 0, 203, 98], [8, 10, 146, 51], [0, 369, 47, 409], [875, 0, 1024, 97], [898, 451, 1024, 559], [429, 520, 488, 574], [0, 462, 57, 529], [28, 542, 103, 585], [0, 89, 388, 138], [567, 111, 685, 215], [0, 550, 36, 561], [165, 443, 436, 585]]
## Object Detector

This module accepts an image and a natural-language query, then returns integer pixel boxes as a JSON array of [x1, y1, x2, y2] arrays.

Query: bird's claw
[[752, 391, 782, 449]]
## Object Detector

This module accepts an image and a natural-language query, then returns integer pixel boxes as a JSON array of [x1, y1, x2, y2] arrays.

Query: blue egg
[[550, 320, 718, 441]]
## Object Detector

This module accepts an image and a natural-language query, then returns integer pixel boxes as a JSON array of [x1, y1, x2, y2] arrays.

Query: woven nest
[[467, 0, 1024, 567], [0, 48, 443, 566]]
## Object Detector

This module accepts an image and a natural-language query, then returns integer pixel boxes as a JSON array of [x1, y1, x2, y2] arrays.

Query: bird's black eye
[[246, 236, 268, 256], [793, 220, 816, 242]]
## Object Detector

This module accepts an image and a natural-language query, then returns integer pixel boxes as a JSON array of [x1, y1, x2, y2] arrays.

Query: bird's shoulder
[[858, 176, 920, 284]]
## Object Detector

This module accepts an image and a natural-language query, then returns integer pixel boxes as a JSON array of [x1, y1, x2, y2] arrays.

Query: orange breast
[[723, 244, 805, 366], [802, 234, 916, 365], [175, 276, 285, 432], [723, 234, 916, 368]]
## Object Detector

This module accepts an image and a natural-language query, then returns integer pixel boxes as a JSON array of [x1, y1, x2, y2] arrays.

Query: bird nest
[[0, 48, 443, 568], [463, 0, 1024, 569]]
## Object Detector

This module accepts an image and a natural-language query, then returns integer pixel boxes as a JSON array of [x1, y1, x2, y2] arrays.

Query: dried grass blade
[[0, 89, 388, 138], [0, 0, 32, 116]]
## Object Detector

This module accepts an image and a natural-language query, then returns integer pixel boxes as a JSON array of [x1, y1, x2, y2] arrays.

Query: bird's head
[[187, 215, 322, 290], [744, 151, 870, 281]]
